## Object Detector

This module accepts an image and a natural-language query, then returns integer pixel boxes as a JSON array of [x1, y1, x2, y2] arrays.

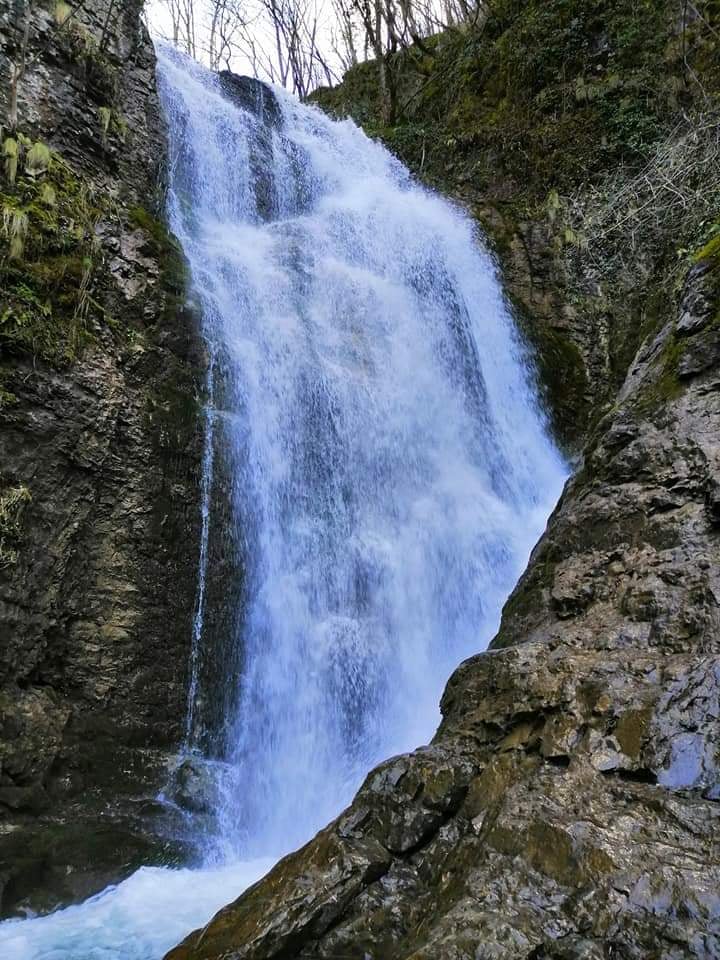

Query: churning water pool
[[0, 860, 274, 960]]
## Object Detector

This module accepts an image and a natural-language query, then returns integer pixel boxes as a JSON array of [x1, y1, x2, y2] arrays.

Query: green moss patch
[[630, 328, 687, 418], [0, 137, 107, 362], [693, 229, 720, 266], [129, 206, 188, 321], [0, 481, 31, 568], [59, 12, 119, 103]]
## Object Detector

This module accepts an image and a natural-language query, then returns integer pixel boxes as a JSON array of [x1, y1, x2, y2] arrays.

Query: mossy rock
[[0, 139, 107, 362], [0, 817, 192, 919], [129, 205, 188, 315], [693, 230, 720, 267]]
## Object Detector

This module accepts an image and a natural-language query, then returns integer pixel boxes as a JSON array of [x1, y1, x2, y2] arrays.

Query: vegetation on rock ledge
[[0, 135, 107, 361], [0, 480, 31, 568]]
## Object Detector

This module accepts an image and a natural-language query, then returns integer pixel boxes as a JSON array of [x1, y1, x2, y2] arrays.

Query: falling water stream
[[0, 47, 566, 960]]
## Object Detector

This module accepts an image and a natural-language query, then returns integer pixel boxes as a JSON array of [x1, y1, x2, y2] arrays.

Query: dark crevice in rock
[[545, 755, 571, 769], [605, 768, 659, 786]]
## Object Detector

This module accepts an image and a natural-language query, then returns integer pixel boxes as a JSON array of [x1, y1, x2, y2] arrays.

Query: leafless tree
[[329, 0, 358, 73], [99, 0, 121, 52], [161, 0, 199, 56], [346, 0, 400, 122], [6, 1, 35, 133], [207, 0, 249, 70], [243, 0, 337, 97], [151, 0, 491, 106]]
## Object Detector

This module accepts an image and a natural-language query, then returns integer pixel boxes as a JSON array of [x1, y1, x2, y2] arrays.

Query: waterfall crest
[[157, 48, 566, 860]]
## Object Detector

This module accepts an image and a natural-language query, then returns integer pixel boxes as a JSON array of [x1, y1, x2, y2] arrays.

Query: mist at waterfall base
[[0, 48, 566, 960]]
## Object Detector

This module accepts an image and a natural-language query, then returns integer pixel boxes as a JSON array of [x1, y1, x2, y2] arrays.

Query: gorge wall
[[167, 3, 720, 958], [0, 0, 203, 914], [0, 0, 718, 954]]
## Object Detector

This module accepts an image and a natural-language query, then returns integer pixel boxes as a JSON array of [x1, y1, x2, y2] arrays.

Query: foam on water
[[0, 861, 273, 960]]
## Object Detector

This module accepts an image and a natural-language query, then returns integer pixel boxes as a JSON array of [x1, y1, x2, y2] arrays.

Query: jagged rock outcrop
[[0, 0, 202, 915], [165, 244, 720, 957]]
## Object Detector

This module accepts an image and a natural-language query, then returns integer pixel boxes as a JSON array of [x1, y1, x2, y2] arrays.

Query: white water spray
[[0, 47, 565, 959], [157, 47, 566, 859]]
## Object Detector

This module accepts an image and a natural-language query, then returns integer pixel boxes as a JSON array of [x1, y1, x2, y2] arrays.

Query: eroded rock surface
[[0, 0, 203, 915], [165, 243, 720, 958]]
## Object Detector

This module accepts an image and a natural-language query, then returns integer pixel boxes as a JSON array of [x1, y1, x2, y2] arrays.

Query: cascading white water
[[0, 47, 566, 960], [157, 46, 566, 859]]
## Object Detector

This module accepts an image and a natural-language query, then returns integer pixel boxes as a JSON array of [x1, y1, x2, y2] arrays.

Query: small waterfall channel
[[0, 46, 566, 960]]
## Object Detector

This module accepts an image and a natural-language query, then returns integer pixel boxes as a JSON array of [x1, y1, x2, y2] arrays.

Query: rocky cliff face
[[164, 201, 720, 960], [0, 0, 203, 915]]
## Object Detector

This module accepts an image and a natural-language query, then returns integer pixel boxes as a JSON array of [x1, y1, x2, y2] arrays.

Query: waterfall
[[0, 48, 566, 960], [157, 47, 567, 861]]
